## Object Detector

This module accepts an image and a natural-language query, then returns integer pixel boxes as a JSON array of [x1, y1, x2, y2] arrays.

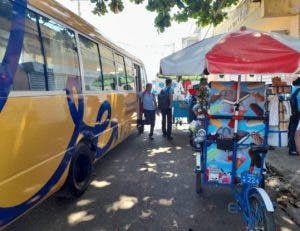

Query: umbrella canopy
[[160, 27, 300, 75], [160, 33, 224, 76]]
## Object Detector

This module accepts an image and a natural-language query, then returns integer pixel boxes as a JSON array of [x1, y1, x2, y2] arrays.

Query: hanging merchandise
[[269, 95, 279, 126], [280, 97, 292, 130], [189, 78, 209, 148], [192, 77, 209, 115], [268, 80, 292, 147]]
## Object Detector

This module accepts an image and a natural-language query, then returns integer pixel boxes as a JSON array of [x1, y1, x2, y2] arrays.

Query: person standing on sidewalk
[[139, 83, 158, 140], [158, 78, 174, 140], [288, 78, 300, 155]]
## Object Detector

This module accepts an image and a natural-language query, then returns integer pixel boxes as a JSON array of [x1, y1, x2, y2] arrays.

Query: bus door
[[134, 64, 143, 122], [134, 64, 142, 93]]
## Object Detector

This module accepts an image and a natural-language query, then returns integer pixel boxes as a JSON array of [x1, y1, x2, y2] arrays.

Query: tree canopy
[[90, 0, 239, 32]]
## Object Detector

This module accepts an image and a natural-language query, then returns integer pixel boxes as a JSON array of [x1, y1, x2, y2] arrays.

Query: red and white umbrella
[[160, 27, 300, 135], [160, 27, 300, 75]]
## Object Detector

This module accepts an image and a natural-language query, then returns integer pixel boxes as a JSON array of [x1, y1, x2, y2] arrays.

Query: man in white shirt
[[139, 83, 159, 140]]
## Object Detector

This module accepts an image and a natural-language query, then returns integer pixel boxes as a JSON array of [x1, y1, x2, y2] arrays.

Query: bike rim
[[250, 197, 265, 231]]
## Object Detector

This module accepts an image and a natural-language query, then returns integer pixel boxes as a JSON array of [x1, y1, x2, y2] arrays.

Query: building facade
[[181, 36, 199, 48], [213, 0, 300, 38]]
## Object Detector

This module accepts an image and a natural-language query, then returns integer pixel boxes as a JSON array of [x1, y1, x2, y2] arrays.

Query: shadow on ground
[[8, 128, 246, 231]]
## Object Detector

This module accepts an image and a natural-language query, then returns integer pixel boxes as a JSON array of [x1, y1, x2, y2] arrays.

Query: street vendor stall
[[159, 27, 300, 231], [153, 76, 198, 124]]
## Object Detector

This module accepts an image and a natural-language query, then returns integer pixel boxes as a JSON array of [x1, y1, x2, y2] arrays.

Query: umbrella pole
[[234, 75, 241, 135], [231, 75, 241, 184]]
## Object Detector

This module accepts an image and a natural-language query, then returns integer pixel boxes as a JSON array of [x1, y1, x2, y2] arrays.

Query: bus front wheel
[[66, 142, 94, 197]]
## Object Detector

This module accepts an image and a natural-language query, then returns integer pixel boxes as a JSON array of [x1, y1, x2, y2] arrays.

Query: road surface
[[6, 126, 255, 231]]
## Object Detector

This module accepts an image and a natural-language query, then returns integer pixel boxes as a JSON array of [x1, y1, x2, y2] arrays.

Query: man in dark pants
[[160, 78, 174, 140], [139, 83, 158, 140], [288, 84, 300, 155]]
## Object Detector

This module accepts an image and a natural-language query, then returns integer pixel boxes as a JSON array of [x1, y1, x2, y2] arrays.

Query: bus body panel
[[0, 0, 143, 227], [0, 92, 137, 207], [0, 95, 74, 206]]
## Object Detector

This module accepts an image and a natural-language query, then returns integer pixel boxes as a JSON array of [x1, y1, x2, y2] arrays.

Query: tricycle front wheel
[[248, 194, 276, 231], [195, 170, 202, 194]]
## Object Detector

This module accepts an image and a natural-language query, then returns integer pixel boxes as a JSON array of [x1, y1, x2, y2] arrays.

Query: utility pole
[[77, 0, 81, 16], [71, 0, 87, 17]]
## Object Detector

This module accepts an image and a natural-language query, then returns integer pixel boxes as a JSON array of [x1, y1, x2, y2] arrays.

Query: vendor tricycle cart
[[194, 81, 275, 230], [160, 27, 300, 230]]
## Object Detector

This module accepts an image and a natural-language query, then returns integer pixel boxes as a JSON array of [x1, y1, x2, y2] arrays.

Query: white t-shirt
[[139, 91, 156, 110]]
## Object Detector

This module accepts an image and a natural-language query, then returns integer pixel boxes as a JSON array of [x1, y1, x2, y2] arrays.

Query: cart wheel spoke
[[248, 194, 276, 231]]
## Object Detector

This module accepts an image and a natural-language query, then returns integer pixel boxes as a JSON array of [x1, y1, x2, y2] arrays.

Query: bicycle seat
[[250, 144, 268, 153]]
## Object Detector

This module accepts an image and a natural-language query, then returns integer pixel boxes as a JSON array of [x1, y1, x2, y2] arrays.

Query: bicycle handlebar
[[249, 144, 269, 154]]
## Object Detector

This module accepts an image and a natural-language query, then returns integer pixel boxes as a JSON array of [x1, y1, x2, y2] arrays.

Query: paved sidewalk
[[267, 148, 300, 194], [266, 147, 300, 227]]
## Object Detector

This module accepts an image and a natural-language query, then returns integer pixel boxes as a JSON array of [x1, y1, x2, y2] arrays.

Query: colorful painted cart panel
[[206, 82, 267, 184]]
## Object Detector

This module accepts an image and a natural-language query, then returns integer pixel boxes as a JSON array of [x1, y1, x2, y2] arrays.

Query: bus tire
[[66, 142, 94, 197]]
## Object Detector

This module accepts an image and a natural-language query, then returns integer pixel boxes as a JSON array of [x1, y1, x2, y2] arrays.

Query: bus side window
[[99, 44, 116, 91], [0, 1, 12, 63], [141, 66, 148, 90], [38, 16, 81, 91], [114, 54, 126, 90], [18, 11, 48, 91], [78, 35, 102, 91], [0, 4, 46, 91], [125, 58, 135, 91]]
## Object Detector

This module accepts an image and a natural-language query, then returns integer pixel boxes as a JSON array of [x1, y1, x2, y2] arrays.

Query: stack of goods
[[272, 76, 291, 94], [279, 98, 290, 130], [188, 77, 209, 147], [193, 77, 209, 115], [189, 119, 206, 148], [268, 77, 291, 147]]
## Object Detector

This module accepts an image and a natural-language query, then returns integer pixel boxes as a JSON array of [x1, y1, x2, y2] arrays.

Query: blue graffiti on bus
[[0, 0, 26, 112], [65, 77, 118, 158], [0, 0, 118, 226]]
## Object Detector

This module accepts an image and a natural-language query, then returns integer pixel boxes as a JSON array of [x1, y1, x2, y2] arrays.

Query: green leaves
[[129, 0, 145, 4], [109, 0, 124, 13], [91, 0, 108, 15], [154, 12, 171, 33], [90, 0, 239, 32]]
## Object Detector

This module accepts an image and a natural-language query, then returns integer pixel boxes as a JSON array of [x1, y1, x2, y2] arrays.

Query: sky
[[60, 0, 196, 80]]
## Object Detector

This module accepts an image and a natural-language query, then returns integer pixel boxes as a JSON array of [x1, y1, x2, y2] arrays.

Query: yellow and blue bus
[[0, 0, 147, 227]]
